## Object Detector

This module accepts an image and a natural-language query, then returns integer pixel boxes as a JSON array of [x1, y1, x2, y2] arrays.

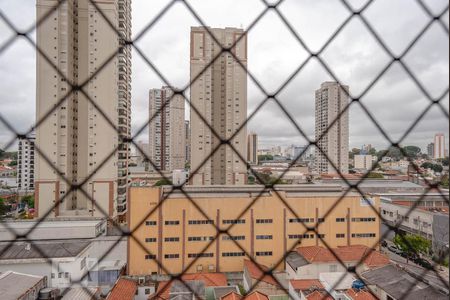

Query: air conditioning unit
[[196, 265, 203, 272], [208, 264, 215, 272]]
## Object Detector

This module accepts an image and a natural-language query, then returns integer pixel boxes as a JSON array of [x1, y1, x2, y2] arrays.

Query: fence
[[0, 0, 449, 299]]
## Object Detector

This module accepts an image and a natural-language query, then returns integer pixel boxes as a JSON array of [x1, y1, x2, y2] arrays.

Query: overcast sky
[[0, 0, 448, 152]]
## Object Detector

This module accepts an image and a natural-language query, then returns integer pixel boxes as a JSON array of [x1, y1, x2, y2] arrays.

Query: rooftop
[[107, 278, 137, 300], [361, 264, 448, 299], [304, 290, 333, 300], [245, 291, 270, 300], [0, 271, 44, 299], [62, 287, 100, 300], [221, 291, 242, 300], [319, 272, 356, 291], [289, 279, 323, 291], [244, 259, 281, 287], [345, 288, 377, 300], [0, 240, 90, 260]]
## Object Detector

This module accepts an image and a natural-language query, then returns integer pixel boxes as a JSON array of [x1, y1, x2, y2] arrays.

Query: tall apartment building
[[247, 132, 258, 165], [128, 185, 380, 275], [17, 134, 35, 193], [315, 82, 349, 174], [190, 27, 247, 185], [433, 133, 446, 159], [427, 142, 434, 158], [185, 120, 191, 165], [354, 154, 373, 170], [35, 0, 131, 219], [148, 86, 185, 171]]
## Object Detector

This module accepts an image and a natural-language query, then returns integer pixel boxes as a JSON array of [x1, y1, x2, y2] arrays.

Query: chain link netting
[[0, 0, 449, 299]]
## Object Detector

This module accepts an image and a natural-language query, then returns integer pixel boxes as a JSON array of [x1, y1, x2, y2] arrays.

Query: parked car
[[416, 258, 433, 269], [388, 245, 403, 255], [381, 240, 387, 247]]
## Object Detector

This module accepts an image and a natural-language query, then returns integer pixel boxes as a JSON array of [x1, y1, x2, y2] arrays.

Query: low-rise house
[[107, 278, 138, 300], [286, 245, 389, 280], [0, 271, 47, 300], [243, 259, 286, 296], [361, 264, 448, 300]]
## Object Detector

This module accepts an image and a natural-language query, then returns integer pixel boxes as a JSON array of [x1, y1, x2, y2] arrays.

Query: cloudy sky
[[0, 0, 448, 152]]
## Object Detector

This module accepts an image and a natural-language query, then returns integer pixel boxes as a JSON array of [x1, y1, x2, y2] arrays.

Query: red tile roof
[[244, 291, 269, 300], [305, 290, 333, 300], [296, 245, 389, 268], [221, 291, 243, 300], [345, 288, 377, 300], [154, 273, 228, 300], [244, 259, 280, 287], [290, 279, 323, 291], [107, 278, 137, 300]]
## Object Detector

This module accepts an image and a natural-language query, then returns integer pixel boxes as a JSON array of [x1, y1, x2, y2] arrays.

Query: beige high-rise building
[[35, 0, 131, 220], [247, 132, 258, 165], [190, 27, 248, 185], [315, 82, 349, 174], [433, 133, 446, 159], [148, 87, 185, 171]]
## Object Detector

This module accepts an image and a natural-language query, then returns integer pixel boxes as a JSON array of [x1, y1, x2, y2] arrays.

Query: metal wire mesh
[[0, 0, 448, 299]]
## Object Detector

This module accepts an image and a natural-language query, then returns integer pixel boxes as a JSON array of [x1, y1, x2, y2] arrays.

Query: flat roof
[[319, 272, 355, 291], [0, 219, 105, 229], [62, 287, 99, 300], [0, 240, 90, 260], [0, 271, 44, 299]]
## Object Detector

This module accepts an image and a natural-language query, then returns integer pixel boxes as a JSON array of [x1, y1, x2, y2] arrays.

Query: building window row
[[223, 219, 245, 224], [145, 220, 157, 226], [351, 217, 376, 222], [256, 219, 273, 224], [336, 218, 345, 222], [352, 233, 376, 238], [188, 253, 213, 258], [222, 252, 245, 257], [256, 235, 272, 240], [256, 251, 272, 256], [188, 219, 214, 225], [289, 218, 314, 223], [145, 254, 156, 260], [336, 233, 345, 238], [288, 234, 314, 239], [188, 236, 214, 242], [164, 254, 179, 259], [145, 237, 156, 243], [164, 237, 179, 242], [222, 235, 245, 241], [165, 220, 179, 225]]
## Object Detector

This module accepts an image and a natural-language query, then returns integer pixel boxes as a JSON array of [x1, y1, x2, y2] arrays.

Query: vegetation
[[393, 233, 431, 258], [421, 162, 443, 173], [7, 160, 17, 166], [439, 174, 449, 189], [21, 195, 34, 209], [258, 154, 273, 161], [403, 145, 421, 158], [0, 197, 7, 216], [154, 178, 172, 186], [0, 150, 17, 160], [254, 171, 287, 185], [366, 172, 384, 179]]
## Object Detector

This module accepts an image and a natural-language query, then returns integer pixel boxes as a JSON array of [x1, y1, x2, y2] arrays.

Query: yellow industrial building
[[127, 185, 381, 275]]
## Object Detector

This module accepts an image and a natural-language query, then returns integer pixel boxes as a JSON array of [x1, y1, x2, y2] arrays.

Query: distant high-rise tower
[[185, 120, 191, 165], [189, 27, 248, 185], [427, 142, 434, 158], [17, 133, 35, 193], [315, 82, 349, 174], [247, 132, 258, 165], [35, 0, 131, 219], [434, 133, 446, 159], [148, 87, 186, 171]]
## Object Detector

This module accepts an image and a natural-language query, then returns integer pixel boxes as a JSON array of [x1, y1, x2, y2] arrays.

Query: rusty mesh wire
[[0, 0, 449, 299]]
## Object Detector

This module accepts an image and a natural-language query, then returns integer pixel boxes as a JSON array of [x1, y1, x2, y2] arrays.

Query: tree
[[8, 160, 17, 167], [440, 174, 449, 189], [394, 233, 431, 260], [432, 164, 443, 173], [367, 172, 383, 179], [21, 195, 34, 209], [258, 154, 273, 162], [403, 145, 421, 159], [368, 148, 377, 156], [0, 197, 7, 216], [154, 178, 172, 186]]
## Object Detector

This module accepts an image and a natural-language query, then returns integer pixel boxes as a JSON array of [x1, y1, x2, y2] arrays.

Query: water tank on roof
[[352, 280, 365, 290]]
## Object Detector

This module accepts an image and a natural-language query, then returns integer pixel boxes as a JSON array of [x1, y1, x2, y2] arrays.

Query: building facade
[[185, 120, 191, 165], [433, 133, 446, 159], [315, 82, 349, 175], [354, 155, 373, 170], [247, 132, 258, 165], [148, 86, 186, 171], [190, 27, 248, 185], [35, 0, 131, 219], [427, 142, 434, 158], [127, 185, 381, 275], [17, 134, 35, 193]]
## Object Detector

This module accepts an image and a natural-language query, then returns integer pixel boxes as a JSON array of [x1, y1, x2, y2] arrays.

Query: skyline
[[0, 0, 448, 152]]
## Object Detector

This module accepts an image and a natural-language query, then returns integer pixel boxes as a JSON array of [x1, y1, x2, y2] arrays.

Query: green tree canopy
[[403, 145, 421, 158], [394, 233, 431, 256], [258, 154, 273, 161], [367, 172, 384, 179], [154, 178, 172, 186], [21, 195, 34, 209]]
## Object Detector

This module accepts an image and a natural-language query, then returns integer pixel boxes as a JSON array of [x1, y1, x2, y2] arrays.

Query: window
[[58, 273, 63, 278], [336, 233, 345, 238], [145, 238, 157, 243], [145, 289, 151, 295], [164, 254, 179, 259], [256, 235, 272, 240], [145, 254, 156, 259], [222, 235, 245, 241], [256, 219, 273, 224], [188, 253, 213, 258], [188, 219, 214, 225], [165, 220, 179, 225], [222, 252, 245, 257], [336, 218, 345, 222], [80, 257, 86, 269], [351, 217, 376, 222], [51, 273, 55, 279], [289, 218, 314, 223], [256, 251, 272, 256], [317, 234, 325, 238], [223, 219, 245, 224], [145, 221, 157, 226], [352, 233, 376, 238], [164, 237, 180, 242], [329, 265, 337, 272], [318, 218, 325, 223], [188, 236, 214, 242], [64, 272, 69, 279]]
